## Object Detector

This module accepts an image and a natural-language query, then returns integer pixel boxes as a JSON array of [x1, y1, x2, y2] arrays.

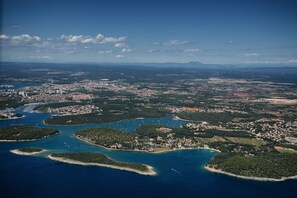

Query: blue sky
[[1, 0, 297, 64]]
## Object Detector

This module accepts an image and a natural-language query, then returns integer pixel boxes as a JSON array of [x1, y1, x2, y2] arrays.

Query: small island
[[0, 125, 59, 142], [48, 152, 156, 176], [11, 147, 46, 155]]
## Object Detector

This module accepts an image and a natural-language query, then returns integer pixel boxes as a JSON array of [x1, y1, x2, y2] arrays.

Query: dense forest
[[0, 125, 58, 141], [51, 152, 150, 172], [207, 152, 297, 179]]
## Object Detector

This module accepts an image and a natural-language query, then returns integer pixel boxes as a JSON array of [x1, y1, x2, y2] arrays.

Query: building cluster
[[185, 122, 230, 132], [132, 134, 200, 152], [0, 109, 22, 119], [48, 105, 102, 116], [11, 80, 161, 103], [168, 106, 248, 114], [227, 118, 297, 143]]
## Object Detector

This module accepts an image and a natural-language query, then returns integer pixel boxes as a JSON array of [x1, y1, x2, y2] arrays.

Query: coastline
[[10, 149, 46, 156], [48, 155, 157, 176], [173, 115, 201, 123], [0, 139, 37, 142], [23, 102, 46, 113], [0, 115, 25, 120], [204, 165, 297, 182], [0, 133, 58, 143], [75, 135, 221, 154], [44, 115, 187, 126]]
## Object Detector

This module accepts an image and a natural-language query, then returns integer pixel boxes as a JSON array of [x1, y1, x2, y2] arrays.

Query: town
[[1, 66, 297, 146]]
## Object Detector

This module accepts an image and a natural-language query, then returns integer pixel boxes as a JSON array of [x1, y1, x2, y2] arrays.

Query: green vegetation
[[224, 137, 266, 147], [75, 128, 135, 148], [18, 147, 43, 153], [44, 107, 168, 125], [207, 152, 297, 179], [177, 112, 234, 124], [136, 124, 167, 138], [75, 124, 267, 153], [196, 129, 252, 138], [0, 125, 58, 141], [136, 124, 193, 138], [196, 137, 266, 147], [0, 96, 24, 110], [207, 141, 274, 154], [51, 152, 151, 173]]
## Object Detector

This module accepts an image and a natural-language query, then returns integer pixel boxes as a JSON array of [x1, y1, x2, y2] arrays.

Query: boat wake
[[171, 168, 182, 175]]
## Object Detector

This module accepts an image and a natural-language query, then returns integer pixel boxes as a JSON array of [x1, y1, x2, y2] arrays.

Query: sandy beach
[[10, 149, 46, 156], [48, 155, 157, 176], [204, 165, 297, 182]]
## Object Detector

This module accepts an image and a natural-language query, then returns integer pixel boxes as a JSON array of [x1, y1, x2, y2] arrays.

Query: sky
[[1, 0, 297, 65]]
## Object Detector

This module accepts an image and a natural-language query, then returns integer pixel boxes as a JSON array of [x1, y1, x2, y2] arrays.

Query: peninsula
[[0, 125, 59, 141], [48, 152, 156, 176]]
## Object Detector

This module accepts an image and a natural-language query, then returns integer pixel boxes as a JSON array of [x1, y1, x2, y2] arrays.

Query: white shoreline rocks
[[204, 165, 297, 182], [10, 149, 46, 156]]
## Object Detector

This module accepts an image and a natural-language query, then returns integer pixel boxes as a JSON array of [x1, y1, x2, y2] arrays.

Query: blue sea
[[0, 106, 297, 198]]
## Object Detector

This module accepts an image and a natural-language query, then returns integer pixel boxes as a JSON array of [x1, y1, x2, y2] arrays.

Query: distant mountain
[[1, 61, 296, 69], [118, 61, 232, 69]]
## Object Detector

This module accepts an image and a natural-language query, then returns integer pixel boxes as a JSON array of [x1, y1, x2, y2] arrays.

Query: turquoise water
[[0, 106, 297, 198]]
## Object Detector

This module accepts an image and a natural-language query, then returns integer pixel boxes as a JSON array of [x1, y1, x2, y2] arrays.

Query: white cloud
[[244, 60, 297, 64], [244, 53, 260, 57], [116, 54, 125, 58], [114, 43, 126, 48], [288, 59, 297, 63], [95, 34, 104, 40], [184, 48, 200, 52], [0, 34, 41, 45], [61, 35, 83, 42], [81, 37, 96, 44], [148, 49, 160, 53], [30, 55, 52, 59], [0, 34, 10, 39], [98, 50, 113, 54], [157, 39, 190, 46], [60, 34, 127, 45], [12, 34, 41, 43], [122, 48, 131, 53], [101, 36, 127, 44], [1, 33, 130, 58], [228, 40, 234, 44], [33, 36, 41, 42]]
